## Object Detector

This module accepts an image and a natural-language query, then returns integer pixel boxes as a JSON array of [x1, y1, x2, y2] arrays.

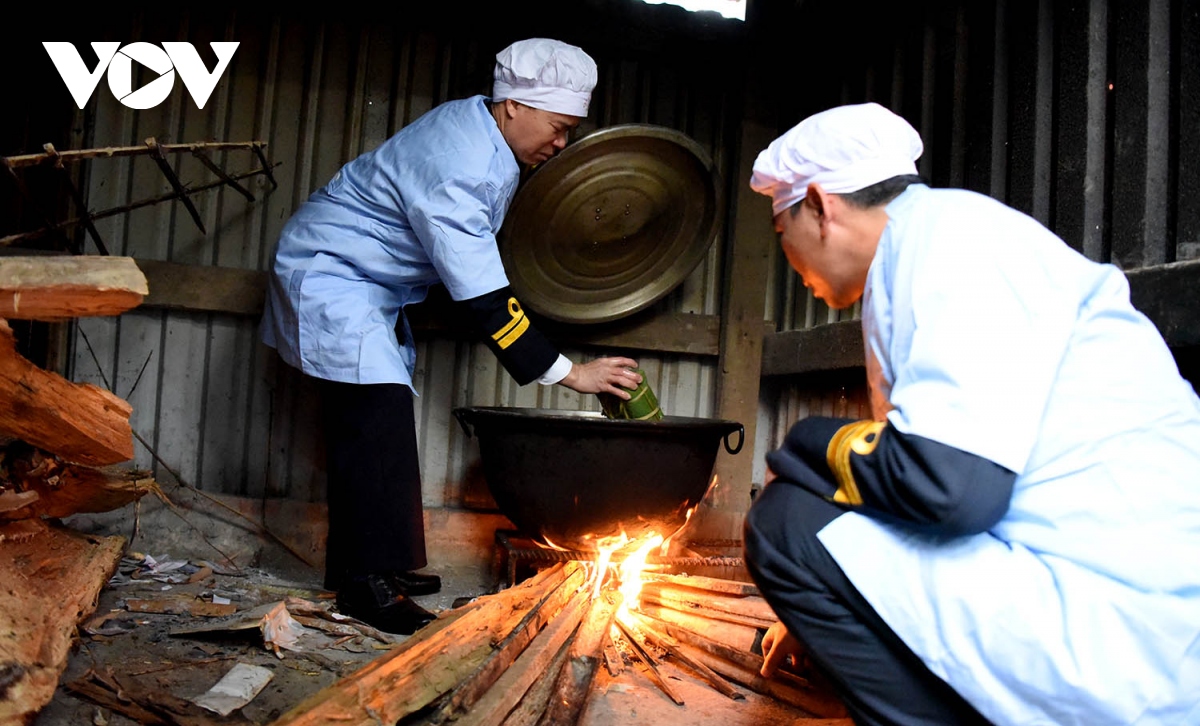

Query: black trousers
[[743, 480, 993, 726], [317, 379, 426, 591]]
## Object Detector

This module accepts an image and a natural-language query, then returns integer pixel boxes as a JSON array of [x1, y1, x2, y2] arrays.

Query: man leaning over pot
[[261, 38, 641, 635], [742, 102, 1200, 725]]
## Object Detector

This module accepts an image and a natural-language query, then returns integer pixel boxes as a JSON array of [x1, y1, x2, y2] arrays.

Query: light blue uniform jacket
[[818, 185, 1200, 724], [261, 96, 517, 387]]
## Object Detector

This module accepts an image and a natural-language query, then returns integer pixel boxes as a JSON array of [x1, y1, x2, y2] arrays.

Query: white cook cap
[[750, 102, 923, 216], [493, 38, 598, 118]]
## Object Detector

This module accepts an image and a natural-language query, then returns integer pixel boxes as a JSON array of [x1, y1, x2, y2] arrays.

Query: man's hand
[[760, 620, 804, 678], [559, 356, 641, 397]]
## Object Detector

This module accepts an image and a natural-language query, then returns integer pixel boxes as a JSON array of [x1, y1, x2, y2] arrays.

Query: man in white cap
[[260, 38, 644, 634], [743, 102, 1200, 724]]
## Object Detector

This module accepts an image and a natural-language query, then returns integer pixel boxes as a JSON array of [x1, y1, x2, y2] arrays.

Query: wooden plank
[[135, 258, 266, 317], [0, 256, 147, 320], [0, 320, 133, 466]]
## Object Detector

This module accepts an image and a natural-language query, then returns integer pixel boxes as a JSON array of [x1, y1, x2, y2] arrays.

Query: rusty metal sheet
[[499, 125, 722, 324]]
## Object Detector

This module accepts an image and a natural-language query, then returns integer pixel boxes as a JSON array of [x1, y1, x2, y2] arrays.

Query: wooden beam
[[0, 320, 133, 466], [1126, 258, 1200, 347], [0, 256, 146, 320], [761, 260, 1200, 378], [761, 320, 865, 377], [135, 258, 266, 317]]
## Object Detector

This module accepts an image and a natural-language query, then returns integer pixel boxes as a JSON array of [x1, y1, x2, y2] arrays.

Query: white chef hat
[[493, 38, 598, 118], [750, 102, 923, 216]]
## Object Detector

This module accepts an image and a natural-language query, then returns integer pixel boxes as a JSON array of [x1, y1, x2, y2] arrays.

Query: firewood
[[0, 256, 147, 320], [602, 634, 624, 677], [614, 613, 685, 706], [498, 635, 574, 726], [0, 320, 133, 466], [637, 602, 762, 652], [536, 590, 621, 726], [672, 642, 848, 719], [430, 562, 587, 722], [625, 613, 744, 700], [269, 563, 573, 726], [639, 582, 776, 629], [631, 613, 847, 718], [452, 587, 590, 726], [642, 572, 761, 597]]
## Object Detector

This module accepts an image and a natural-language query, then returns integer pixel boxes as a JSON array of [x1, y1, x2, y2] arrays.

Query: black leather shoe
[[336, 574, 437, 635], [384, 570, 442, 596]]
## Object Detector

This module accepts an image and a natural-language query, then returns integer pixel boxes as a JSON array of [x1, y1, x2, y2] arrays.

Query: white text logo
[[43, 42, 240, 110]]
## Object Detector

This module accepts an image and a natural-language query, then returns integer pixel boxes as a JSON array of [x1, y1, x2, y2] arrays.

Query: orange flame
[[617, 533, 664, 613]]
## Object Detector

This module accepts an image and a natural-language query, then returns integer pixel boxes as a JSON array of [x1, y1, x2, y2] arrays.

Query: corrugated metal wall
[[762, 0, 1199, 465], [57, 8, 739, 506]]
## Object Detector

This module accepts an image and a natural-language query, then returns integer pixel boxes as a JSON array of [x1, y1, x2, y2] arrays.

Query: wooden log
[[637, 603, 762, 652], [0, 521, 126, 724], [0, 320, 133, 465], [536, 590, 621, 726], [613, 613, 685, 706], [632, 612, 847, 719], [430, 563, 587, 722], [673, 642, 848, 719], [454, 588, 590, 726], [642, 572, 761, 597], [0, 256, 147, 320], [498, 636, 574, 726], [270, 563, 573, 726], [622, 611, 744, 700], [639, 582, 776, 629]]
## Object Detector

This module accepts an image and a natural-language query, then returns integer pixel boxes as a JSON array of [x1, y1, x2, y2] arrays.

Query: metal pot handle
[[723, 424, 745, 455], [453, 408, 474, 438]]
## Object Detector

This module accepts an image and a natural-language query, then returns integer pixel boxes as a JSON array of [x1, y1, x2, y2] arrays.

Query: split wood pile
[[0, 254, 157, 721], [269, 562, 849, 726]]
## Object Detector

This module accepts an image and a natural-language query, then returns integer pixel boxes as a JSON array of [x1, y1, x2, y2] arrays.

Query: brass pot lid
[[499, 124, 722, 324]]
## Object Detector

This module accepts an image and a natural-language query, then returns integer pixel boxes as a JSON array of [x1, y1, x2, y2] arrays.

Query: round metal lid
[[499, 124, 722, 324]]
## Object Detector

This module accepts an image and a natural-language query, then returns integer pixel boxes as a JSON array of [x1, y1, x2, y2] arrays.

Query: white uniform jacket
[[818, 184, 1200, 724]]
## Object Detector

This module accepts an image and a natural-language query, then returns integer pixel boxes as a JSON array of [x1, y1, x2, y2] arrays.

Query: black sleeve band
[[459, 287, 559, 386], [766, 416, 1016, 536]]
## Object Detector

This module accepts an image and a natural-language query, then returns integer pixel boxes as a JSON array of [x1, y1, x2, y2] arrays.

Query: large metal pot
[[453, 407, 744, 552]]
